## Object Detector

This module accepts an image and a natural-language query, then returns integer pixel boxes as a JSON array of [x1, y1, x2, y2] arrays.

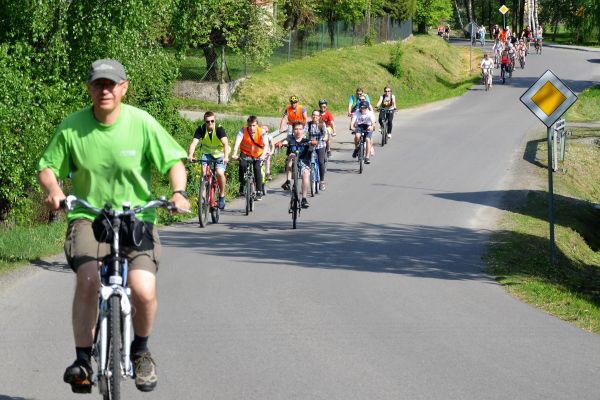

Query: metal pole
[[469, 23, 474, 71], [546, 126, 556, 265], [553, 125, 558, 171]]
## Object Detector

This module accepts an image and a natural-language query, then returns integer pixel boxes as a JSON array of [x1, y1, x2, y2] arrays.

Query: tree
[[172, 0, 283, 81], [414, 0, 453, 34], [316, 0, 366, 47]]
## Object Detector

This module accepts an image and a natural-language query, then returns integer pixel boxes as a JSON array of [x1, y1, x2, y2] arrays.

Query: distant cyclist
[[306, 110, 329, 191], [232, 116, 268, 200], [318, 99, 336, 157], [187, 111, 230, 210], [279, 95, 307, 134], [351, 102, 375, 164], [375, 86, 396, 139], [347, 87, 372, 116], [521, 25, 533, 53], [493, 40, 504, 67], [277, 122, 316, 208], [535, 25, 543, 53], [480, 53, 494, 88]]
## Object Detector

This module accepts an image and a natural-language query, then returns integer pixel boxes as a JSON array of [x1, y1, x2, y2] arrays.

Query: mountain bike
[[309, 149, 325, 197], [190, 159, 220, 227], [518, 52, 526, 69], [534, 38, 542, 54], [61, 195, 177, 400]]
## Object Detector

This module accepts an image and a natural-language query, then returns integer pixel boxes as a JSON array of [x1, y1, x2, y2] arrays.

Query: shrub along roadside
[[567, 85, 600, 122], [484, 128, 600, 334]]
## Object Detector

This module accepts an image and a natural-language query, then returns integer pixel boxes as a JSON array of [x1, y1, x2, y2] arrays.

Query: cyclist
[[517, 39, 527, 67], [492, 24, 500, 41], [306, 109, 329, 191], [493, 40, 504, 67], [500, 49, 510, 83], [478, 25, 486, 47], [375, 86, 396, 139], [232, 115, 268, 200], [350, 102, 375, 164], [347, 87, 372, 116], [498, 27, 508, 44], [187, 111, 230, 210], [443, 25, 450, 41], [521, 25, 533, 53], [279, 95, 307, 134], [480, 53, 494, 88], [507, 43, 516, 76], [277, 121, 315, 208], [37, 59, 190, 394], [318, 99, 336, 157], [263, 125, 275, 181], [535, 25, 543, 53]]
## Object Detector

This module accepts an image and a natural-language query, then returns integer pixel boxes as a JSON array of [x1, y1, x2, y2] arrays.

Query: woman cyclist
[[375, 86, 396, 139]]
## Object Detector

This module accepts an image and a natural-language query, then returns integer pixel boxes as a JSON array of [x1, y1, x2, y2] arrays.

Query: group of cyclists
[[188, 87, 397, 211], [480, 24, 544, 90]]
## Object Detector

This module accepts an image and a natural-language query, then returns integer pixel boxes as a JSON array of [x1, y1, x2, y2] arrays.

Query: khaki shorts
[[64, 219, 161, 273]]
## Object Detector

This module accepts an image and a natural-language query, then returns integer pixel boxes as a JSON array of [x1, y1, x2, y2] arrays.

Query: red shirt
[[321, 110, 334, 128]]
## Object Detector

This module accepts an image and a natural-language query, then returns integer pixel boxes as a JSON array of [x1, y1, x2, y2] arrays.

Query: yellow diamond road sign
[[520, 69, 577, 127], [499, 5, 509, 14]]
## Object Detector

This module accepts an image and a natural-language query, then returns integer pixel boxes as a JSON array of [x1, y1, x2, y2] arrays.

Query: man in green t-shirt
[[37, 59, 189, 394]]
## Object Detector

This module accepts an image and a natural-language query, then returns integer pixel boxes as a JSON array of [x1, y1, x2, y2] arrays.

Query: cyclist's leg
[[365, 134, 373, 161], [301, 162, 310, 200], [238, 157, 248, 194], [387, 111, 394, 133], [316, 147, 326, 183]]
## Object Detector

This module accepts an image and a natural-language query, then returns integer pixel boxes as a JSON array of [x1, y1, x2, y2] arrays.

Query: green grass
[[485, 129, 600, 333], [0, 221, 67, 273], [180, 34, 482, 116], [567, 85, 600, 122]]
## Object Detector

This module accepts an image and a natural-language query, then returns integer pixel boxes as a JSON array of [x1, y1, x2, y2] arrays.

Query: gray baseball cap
[[87, 59, 128, 82]]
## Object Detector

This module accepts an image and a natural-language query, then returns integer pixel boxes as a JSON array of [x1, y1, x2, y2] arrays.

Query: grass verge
[[485, 128, 600, 333], [180, 34, 481, 116], [567, 85, 600, 122]]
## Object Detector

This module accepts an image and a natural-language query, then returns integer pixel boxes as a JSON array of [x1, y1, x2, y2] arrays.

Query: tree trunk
[[454, 0, 465, 31], [202, 46, 218, 81], [327, 20, 335, 48], [418, 21, 427, 34]]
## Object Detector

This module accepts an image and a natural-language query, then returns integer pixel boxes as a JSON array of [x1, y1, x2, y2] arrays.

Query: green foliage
[[414, 0, 453, 33], [567, 85, 600, 121]]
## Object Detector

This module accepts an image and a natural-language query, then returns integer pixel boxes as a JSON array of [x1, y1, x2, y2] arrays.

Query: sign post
[[499, 5, 509, 29], [520, 70, 578, 264]]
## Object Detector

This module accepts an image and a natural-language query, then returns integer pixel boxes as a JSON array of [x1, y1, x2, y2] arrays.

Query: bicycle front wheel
[[309, 163, 315, 197], [381, 121, 387, 147], [198, 177, 209, 227], [358, 141, 364, 174], [211, 183, 220, 224], [108, 295, 122, 400]]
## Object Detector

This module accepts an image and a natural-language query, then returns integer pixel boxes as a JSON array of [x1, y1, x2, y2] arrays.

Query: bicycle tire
[[198, 176, 209, 227], [108, 295, 121, 400], [292, 158, 300, 229], [210, 183, 220, 224], [381, 117, 387, 147], [309, 163, 315, 197], [245, 178, 251, 216], [358, 140, 364, 174]]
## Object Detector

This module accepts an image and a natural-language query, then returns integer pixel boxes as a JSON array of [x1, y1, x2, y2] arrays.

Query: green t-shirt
[[38, 104, 186, 223]]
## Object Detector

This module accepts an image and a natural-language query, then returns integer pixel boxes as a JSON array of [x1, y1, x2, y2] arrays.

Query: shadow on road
[[161, 221, 493, 282], [0, 395, 32, 400]]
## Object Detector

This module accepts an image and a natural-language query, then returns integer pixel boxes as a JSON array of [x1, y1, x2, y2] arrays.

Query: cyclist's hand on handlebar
[[46, 189, 66, 211], [275, 142, 283, 149], [232, 154, 239, 161], [169, 193, 191, 214], [310, 139, 318, 146], [187, 156, 196, 163]]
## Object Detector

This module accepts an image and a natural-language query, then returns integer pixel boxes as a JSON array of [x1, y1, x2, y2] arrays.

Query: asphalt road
[[1, 43, 600, 400]]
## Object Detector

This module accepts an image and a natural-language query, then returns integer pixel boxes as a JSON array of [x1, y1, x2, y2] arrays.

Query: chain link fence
[[178, 16, 412, 82]]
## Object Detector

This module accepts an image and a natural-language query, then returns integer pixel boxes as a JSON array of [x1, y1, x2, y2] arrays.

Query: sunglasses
[[205, 120, 215, 123], [385, 90, 391, 92]]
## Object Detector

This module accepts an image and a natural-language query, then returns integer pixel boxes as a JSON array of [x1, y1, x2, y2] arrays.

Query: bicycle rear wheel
[[108, 295, 121, 400], [198, 176, 209, 227], [292, 159, 300, 229], [309, 163, 315, 197]]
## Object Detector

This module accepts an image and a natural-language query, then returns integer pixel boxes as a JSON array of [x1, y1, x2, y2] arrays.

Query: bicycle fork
[[96, 285, 134, 380]]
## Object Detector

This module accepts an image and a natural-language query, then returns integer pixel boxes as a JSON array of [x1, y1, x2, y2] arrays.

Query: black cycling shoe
[[63, 359, 93, 394], [352, 148, 358, 158], [301, 198, 309, 208], [281, 180, 291, 191]]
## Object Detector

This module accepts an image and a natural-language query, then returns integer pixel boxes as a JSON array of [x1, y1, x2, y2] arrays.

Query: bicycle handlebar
[[60, 195, 182, 216]]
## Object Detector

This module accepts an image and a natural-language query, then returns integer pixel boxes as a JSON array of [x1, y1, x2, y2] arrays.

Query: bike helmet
[[289, 95, 298, 103], [318, 99, 327, 106]]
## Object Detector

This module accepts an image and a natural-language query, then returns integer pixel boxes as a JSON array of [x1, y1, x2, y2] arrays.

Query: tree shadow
[[492, 76, 598, 92], [0, 395, 33, 400], [587, 59, 600, 64], [160, 221, 495, 282], [431, 189, 600, 252]]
